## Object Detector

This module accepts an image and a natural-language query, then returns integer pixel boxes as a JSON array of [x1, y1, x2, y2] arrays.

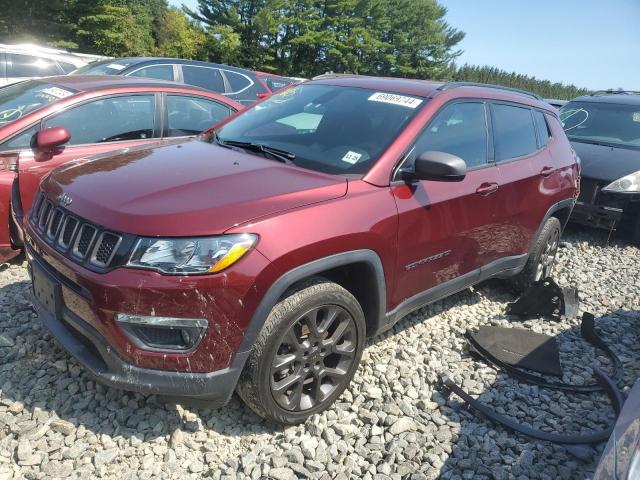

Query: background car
[[0, 43, 102, 86], [0, 75, 241, 262], [560, 90, 640, 243], [543, 98, 567, 110], [72, 57, 296, 105]]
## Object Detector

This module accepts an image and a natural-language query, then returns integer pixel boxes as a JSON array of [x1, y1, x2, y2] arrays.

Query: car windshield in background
[[560, 101, 640, 149], [71, 59, 137, 75], [259, 75, 297, 92], [0, 81, 76, 126], [212, 84, 425, 175]]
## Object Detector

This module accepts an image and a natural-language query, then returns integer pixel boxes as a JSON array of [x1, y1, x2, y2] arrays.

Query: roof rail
[[590, 90, 640, 96], [437, 81, 542, 100], [311, 73, 359, 81]]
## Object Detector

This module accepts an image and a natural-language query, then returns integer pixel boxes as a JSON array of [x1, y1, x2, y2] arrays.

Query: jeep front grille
[[29, 191, 125, 270]]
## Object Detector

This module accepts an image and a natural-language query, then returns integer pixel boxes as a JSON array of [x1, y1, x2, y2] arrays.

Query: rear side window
[[182, 66, 225, 93], [166, 95, 232, 137], [413, 102, 488, 168], [7, 54, 63, 77], [223, 71, 252, 93], [492, 104, 538, 161], [130, 65, 174, 81], [533, 110, 550, 147], [43, 95, 155, 145]]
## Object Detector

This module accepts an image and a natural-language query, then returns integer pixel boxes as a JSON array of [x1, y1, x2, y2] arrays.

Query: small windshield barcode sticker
[[342, 151, 362, 164], [368, 92, 423, 108]]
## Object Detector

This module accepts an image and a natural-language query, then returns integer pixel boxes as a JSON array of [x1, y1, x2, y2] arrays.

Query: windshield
[[212, 84, 425, 175], [0, 80, 77, 126], [71, 59, 137, 75], [560, 101, 640, 149]]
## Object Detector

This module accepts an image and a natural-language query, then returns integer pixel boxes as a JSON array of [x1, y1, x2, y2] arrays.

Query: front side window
[[182, 66, 225, 93], [130, 65, 174, 81], [560, 101, 640, 150], [7, 54, 63, 78], [492, 104, 538, 161], [0, 124, 39, 152], [166, 95, 232, 137], [212, 84, 424, 175], [0, 80, 77, 126], [43, 95, 155, 145], [412, 102, 488, 169]]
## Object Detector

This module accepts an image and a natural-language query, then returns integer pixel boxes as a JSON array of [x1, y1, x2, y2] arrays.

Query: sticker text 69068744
[[368, 92, 423, 109]]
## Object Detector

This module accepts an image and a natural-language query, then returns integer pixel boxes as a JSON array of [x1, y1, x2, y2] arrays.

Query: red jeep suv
[[23, 77, 579, 424]]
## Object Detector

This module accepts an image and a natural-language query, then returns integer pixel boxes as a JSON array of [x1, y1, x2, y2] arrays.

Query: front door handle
[[476, 182, 499, 196], [540, 166, 554, 177]]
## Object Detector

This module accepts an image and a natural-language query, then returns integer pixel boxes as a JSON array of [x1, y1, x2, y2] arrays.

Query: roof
[[571, 92, 640, 106], [309, 75, 550, 110], [90, 57, 258, 75], [0, 44, 91, 67], [42, 75, 211, 93]]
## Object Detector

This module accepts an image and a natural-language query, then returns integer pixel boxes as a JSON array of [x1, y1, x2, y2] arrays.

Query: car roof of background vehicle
[[88, 57, 260, 75], [41, 75, 216, 94], [0, 44, 91, 67], [570, 91, 640, 105], [309, 75, 554, 111]]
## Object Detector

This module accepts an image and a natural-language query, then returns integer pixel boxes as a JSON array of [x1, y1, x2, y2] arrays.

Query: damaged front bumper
[[571, 178, 640, 230], [27, 248, 248, 405]]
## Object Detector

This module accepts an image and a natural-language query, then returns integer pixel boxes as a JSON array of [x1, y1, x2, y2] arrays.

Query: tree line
[[1, 0, 589, 98]]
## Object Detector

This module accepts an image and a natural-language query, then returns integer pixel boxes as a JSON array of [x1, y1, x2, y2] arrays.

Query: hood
[[42, 139, 347, 236], [571, 141, 640, 183]]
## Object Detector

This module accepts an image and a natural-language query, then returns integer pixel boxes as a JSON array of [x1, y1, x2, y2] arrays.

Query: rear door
[[17, 94, 160, 213], [180, 65, 226, 94], [127, 64, 177, 82], [392, 100, 503, 305], [490, 102, 555, 255]]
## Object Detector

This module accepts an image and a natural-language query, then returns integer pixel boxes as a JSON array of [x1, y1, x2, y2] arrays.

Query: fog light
[[115, 313, 207, 352]]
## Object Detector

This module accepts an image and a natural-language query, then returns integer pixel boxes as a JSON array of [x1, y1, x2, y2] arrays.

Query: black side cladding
[[439, 367, 625, 445], [466, 312, 623, 393], [506, 277, 579, 320]]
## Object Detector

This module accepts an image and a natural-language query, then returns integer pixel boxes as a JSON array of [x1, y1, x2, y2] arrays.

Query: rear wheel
[[236, 278, 365, 424], [508, 217, 561, 293]]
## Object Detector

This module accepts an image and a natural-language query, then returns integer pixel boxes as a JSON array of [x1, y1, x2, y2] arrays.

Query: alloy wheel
[[535, 228, 560, 281], [270, 304, 358, 412]]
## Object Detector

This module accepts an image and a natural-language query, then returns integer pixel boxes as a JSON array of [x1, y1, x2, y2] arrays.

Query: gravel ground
[[0, 227, 639, 480]]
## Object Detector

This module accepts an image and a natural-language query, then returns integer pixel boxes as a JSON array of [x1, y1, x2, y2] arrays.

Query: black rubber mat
[[469, 325, 562, 376]]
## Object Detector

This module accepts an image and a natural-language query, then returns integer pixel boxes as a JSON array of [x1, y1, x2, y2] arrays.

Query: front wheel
[[508, 216, 561, 293], [236, 278, 365, 424]]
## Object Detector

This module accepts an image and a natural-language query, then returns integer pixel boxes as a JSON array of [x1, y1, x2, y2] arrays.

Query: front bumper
[[570, 178, 639, 230], [27, 246, 249, 404]]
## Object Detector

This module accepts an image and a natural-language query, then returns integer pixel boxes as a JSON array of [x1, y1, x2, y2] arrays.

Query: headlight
[[126, 234, 257, 274], [602, 171, 640, 193]]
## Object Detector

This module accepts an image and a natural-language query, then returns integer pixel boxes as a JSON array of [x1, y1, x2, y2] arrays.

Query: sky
[[170, 0, 640, 90]]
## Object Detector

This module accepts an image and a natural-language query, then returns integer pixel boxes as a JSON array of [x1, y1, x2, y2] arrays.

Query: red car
[[0, 76, 241, 262], [24, 77, 579, 424]]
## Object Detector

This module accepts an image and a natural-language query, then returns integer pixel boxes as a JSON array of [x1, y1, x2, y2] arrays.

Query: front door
[[392, 100, 502, 307], [17, 94, 159, 214]]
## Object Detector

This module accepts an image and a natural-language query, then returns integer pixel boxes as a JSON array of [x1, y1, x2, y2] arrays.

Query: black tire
[[508, 217, 562, 293], [236, 278, 366, 424]]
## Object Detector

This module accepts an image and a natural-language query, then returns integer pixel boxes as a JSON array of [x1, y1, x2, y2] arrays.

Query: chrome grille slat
[[31, 190, 124, 269]]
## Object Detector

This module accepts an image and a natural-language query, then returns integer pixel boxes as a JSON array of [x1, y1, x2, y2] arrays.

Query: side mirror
[[35, 127, 71, 152], [401, 151, 467, 182]]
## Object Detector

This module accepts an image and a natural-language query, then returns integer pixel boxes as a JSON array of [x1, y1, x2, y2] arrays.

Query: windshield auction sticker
[[39, 87, 74, 99], [368, 92, 423, 108]]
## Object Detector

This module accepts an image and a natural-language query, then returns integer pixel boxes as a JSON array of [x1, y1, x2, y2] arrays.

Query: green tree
[[155, 8, 208, 58]]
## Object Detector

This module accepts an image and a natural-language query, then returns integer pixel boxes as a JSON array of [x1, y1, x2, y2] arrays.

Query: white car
[[0, 44, 105, 87]]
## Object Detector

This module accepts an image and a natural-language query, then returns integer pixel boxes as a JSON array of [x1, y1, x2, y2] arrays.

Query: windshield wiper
[[215, 136, 296, 165]]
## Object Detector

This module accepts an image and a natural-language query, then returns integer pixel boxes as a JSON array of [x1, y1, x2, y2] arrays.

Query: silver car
[[0, 44, 104, 86]]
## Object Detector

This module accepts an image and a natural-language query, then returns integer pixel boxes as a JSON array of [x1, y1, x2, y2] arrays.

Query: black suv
[[72, 57, 296, 105], [560, 91, 640, 243]]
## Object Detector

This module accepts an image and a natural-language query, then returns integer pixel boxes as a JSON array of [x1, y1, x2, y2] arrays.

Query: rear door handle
[[476, 182, 499, 196], [540, 166, 554, 177]]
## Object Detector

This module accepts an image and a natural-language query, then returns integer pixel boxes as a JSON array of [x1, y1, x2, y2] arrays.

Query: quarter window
[[7, 54, 63, 78], [182, 66, 225, 93], [492, 104, 538, 161], [533, 110, 550, 148], [413, 102, 488, 168], [130, 65, 174, 81], [166, 95, 232, 137], [43, 95, 155, 145], [223, 71, 252, 93]]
